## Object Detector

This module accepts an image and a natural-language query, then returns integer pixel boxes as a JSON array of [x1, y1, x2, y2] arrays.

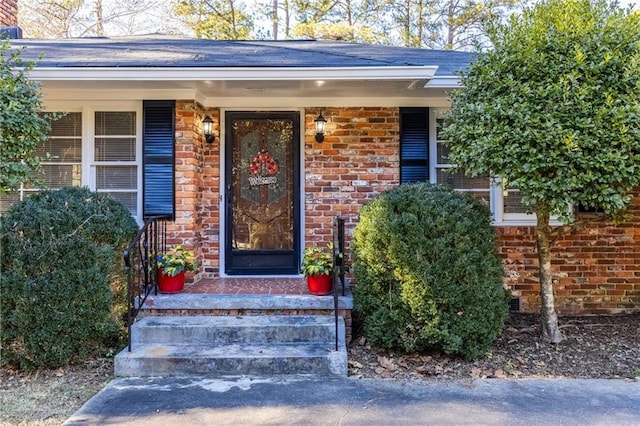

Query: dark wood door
[[224, 112, 300, 275]]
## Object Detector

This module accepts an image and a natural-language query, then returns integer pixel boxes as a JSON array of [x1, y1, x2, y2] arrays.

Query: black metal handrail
[[332, 216, 346, 351], [123, 216, 168, 351]]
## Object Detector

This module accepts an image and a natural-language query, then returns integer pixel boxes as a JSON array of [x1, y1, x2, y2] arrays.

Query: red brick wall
[[198, 107, 221, 275], [168, 101, 220, 282], [304, 107, 399, 249], [0, 0, 17, 26], [170, 103, 640, 314], [170, 101, 220, 280], [500, 192, 640, 315], [303, 107, 639, 315]]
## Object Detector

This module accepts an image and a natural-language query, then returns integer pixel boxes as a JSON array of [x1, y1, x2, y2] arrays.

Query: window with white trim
[[398, 107, 537, 225], [93, 111, 139, 216], [432, 111, 491, 207], [0, 112, 83, 212], [493, 184, 534, 223], [0, 106, 142, 223], [430, 108, 535, 225]]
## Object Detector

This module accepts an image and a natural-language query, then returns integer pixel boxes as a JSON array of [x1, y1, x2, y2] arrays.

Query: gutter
[[25, 66, 439, 82]]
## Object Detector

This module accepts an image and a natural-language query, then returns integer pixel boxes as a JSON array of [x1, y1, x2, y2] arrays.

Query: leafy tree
[[292, 21, 379, 42], [386, 0, 439, 48], [443, 0, 640, 342], [385, 0, 518, 49], [257, 0, 293, 39], [288, 0, 389, 43], [0, 40, 50, 194], [436, 0, 518, 50], [174, 0, 254, 39]]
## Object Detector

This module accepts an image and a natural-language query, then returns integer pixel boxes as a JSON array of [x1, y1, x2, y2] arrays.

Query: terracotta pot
[[307, 274, 332, 295], [157, 270, 186, 294]]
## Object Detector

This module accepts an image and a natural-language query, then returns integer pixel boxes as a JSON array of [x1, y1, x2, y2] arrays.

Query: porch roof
[[12, 37, 472, 77], [10, 36, 473, 106]]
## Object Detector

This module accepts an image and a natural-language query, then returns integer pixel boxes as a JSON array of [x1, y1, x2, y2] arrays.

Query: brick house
[[2, 30, 639, 318]]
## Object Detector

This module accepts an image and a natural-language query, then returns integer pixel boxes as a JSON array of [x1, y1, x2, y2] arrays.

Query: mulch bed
[[348, 313, 640, 381]]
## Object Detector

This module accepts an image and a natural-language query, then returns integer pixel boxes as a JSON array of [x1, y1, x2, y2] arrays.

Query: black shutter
[[143, 100, 175, 219], [400, 107, 429, 184]]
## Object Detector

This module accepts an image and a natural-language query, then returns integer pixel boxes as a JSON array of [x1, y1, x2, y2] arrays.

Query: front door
[[224, 111, 300, 275]]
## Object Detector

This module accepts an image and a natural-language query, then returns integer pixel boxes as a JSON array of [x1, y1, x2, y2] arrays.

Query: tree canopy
[[443, 0, 640, 342], [0, 40, 50, 194], [174, 0, 254, 39], [17, 0, 522, 50]]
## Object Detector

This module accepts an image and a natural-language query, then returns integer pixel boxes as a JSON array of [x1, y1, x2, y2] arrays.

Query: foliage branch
[[442, 0, 640, 342]]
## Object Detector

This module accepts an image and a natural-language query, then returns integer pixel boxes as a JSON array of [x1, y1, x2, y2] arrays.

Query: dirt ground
[[0, 357, 113, 426], [1, 313, 639, 425], [349, 313, 640, 381]]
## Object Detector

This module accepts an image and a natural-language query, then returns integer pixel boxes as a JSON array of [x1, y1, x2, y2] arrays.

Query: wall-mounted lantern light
[[314, 110, 327, 143], [203, 115, 215, 144]]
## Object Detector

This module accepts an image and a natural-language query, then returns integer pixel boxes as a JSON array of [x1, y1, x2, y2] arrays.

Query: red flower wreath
[[248, 151, 279, 175]]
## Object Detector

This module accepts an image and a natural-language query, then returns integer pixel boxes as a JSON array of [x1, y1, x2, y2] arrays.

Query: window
[[93, 111, 139, 216], [0, 106, 145, 223], [0, 112, 83, 212], [398, 107, 536, 225], [432, 111, 491, 206]]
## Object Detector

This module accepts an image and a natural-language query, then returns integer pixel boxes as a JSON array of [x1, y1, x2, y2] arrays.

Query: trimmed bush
[[352, 183, 510, 359], [0, 187, 138, 370]]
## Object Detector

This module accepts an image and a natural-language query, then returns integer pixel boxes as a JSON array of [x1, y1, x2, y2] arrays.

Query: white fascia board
[[204, 96, 452, 109], [424, 76, 462, 88], [40, 88, 200, 102], [27, 66, 439, 81]]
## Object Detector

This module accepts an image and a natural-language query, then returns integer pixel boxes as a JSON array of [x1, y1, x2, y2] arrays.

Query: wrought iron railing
[[332, 216, 347, 351], [123, 216, 168, 351]]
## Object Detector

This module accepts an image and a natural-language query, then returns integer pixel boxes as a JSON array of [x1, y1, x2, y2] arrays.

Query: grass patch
[[0, 358, 113, 425]]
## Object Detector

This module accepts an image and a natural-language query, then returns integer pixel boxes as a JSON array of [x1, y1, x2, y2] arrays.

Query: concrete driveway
[[64, 376, 640, 425]]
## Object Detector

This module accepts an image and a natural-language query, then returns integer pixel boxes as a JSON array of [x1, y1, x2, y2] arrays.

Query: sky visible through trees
[[17, 0, 639, 49]]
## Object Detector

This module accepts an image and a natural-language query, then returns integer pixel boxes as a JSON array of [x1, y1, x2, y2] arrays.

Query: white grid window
[[0, 112, 83, 212], [431, 112, 491, 207], [93, 111, 138, 215], [430, 109, 535, 225]]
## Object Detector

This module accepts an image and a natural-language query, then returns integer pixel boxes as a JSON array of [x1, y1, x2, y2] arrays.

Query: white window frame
[[87, 106, 143, 223], [429, 108, 537, 226], [9, 108, 84, 201], [41, 101, 143, 224]]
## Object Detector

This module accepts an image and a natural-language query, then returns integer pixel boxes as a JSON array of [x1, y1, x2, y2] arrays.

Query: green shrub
[[0, 187, 138, 370], [352, 183, 510, 359]]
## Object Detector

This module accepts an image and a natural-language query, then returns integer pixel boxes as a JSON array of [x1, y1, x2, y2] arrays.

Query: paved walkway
[[64, 376, 640, 425]]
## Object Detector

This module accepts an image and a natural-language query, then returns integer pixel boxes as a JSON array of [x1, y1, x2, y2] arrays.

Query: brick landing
[[182, 277, 312, 295]]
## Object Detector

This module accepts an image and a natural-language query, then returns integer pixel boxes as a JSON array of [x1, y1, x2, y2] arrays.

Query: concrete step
[[114, 314, 347, 377], [114, 342, 347, 376], [130, 315, 338, 346]]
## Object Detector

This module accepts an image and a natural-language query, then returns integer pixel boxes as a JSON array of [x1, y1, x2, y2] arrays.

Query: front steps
[[114, 315, 347, 376]]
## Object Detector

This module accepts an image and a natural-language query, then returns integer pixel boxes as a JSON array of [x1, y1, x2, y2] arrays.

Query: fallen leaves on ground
[[348, 313, 640, 381]]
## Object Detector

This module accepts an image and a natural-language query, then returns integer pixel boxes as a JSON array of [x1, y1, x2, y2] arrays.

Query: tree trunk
[[535, 206, 563, 343], [283, 0, 290, 38], [95, 0, 104, 37], [272, 0, 278, 40]]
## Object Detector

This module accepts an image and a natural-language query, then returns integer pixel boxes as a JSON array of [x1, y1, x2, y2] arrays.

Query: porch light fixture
[[314, 110, 327, 143], [202, 115, 215, 144]]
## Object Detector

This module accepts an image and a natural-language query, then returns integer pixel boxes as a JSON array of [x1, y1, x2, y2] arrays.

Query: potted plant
[[301, 243, 334, 295], [156, 244, 199, 294]]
